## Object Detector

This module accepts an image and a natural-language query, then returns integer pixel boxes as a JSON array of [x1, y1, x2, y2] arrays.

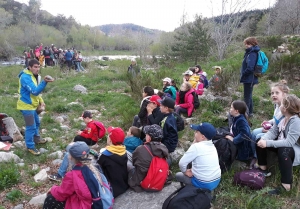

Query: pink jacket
[[175, 89, 194, 117], [34, 45, 43, 58], [50, 168, 92, 209]]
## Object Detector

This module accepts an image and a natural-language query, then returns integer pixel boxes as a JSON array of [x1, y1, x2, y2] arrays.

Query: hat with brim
[[190, 122, 216, 140], [67, 142, 90, 161]]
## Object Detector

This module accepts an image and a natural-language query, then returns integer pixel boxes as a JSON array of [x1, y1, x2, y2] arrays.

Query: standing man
[[17, 59, 54, 155], [127, 58, 140, 76]]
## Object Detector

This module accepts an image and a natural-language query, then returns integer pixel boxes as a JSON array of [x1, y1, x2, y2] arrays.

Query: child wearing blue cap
[[176, 122, 221, 191]]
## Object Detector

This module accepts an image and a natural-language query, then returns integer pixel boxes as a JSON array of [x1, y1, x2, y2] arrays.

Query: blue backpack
[[73, 165, 114, 209], [254, 51, 269, 77]]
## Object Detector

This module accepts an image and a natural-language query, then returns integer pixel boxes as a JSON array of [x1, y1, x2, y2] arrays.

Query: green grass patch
[[0, 163, 21, 190]]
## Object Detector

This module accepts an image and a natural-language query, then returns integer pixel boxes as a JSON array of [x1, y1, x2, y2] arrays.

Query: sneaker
[[48, 174, 62, 182], [268, 184, 289, 195], [258, 168, 271, 177], [34, 136, 47, 144], [27, 148, 40, 155]]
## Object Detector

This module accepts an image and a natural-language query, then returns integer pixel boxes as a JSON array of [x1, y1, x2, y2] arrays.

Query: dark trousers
[[256, 146, 295, 184], [73, 135, 96, 146], [243, 83, 253, 115], [45, 58, 51, 66], [175, 106, 188, 117], [43, 194, 65, 209]]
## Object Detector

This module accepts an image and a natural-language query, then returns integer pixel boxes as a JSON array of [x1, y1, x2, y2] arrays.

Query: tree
[[209, 0, 253, 60], [171, 15, 210, 63], [0, 8, 13, 30]]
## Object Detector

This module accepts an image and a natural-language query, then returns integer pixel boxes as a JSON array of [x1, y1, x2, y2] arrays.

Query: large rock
[[34, 169, 48, 182], [28, 193, 47, 206], [73, 84, 87, 94], [114, 182, 181, 209], [170, 148, 185, 162], [0, 152, 21, 163], [13, 204, 23, 209], [2, 117, 23, 141], [55, 116, 64, 123]]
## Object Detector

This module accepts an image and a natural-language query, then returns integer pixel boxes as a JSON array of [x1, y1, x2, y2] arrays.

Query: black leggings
[[43, 194, 65, 209], [256, 146, 295, 184], [73, 135, 96, 146]]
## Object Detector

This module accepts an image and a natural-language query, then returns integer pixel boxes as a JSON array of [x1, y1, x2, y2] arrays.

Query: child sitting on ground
[[176, 122, 221, 190], [97, 126, 129, 198], [124, 126, 143, 153], [208, 66, 222, 89], [225, 100, 256, 162]]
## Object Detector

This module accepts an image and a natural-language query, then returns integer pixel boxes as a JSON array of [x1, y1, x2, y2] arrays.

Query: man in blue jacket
[[64, 49, 73, 71], [17, 59, 53, 155]]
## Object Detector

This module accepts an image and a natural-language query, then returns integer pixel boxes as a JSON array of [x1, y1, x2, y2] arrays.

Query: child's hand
[[184, 169, 193, 177], [257, 139, 267, 148], [225, 135, 233, 141], [77, 130, 82, 135]]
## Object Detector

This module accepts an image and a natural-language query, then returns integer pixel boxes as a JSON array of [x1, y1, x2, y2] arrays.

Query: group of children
[[44, 78, 300, 208]]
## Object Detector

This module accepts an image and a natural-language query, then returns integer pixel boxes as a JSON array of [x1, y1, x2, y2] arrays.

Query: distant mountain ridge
[[96, 23, 163, 37]]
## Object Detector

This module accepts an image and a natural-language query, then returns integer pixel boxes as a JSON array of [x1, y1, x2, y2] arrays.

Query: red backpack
[[93, 121, 106, 139], [140, 145, 169, 192]]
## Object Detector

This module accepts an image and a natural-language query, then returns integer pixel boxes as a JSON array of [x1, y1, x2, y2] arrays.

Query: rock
[[41, 129, 47, 133], [73, 84, 87, 94], [60, 125, 70, 130], [13, 141, 25, 148], [34, 169, 48, 182], [13, 204, 23, 209], [2, 117, 23, 142], [67, 102, 83, 106], [51, 128, 59, 132], [74, 117, 83, 122], [17, 163, 25, 167], [55, 116, 64, 123], [86, 109, 99, 114], [28, 193, 47, 206], [184, 117, 195, 125], [44, 137, 53, 142], [170, 148, 185, 162], [60, 115, 69, 121], [48, 151, 63, 159], [32, 164, 39, 170], [91, 144, 99, 149], [0, 152, 21, 163], [39, 148, 48, 154], [52, 159, 63, 166], [114, 182, 181, 209]]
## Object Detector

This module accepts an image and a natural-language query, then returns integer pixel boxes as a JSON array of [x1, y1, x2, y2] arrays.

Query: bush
[[6, 189, 23, 202], [0, 163, 21, 190]]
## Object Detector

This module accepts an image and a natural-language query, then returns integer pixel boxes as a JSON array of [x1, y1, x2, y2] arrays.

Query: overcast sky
[[15, 0, 276, 32]]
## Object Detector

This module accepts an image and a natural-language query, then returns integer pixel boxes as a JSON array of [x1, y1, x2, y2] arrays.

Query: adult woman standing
[[241, 37, 260, 117]]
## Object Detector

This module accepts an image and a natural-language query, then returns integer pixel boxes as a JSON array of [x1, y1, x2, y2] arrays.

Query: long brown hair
[[281, 94, 300, 117], [232, 100, 251, 126]]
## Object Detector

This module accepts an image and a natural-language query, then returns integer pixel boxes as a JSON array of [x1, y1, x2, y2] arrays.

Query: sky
[[15, 0, 276, 32]]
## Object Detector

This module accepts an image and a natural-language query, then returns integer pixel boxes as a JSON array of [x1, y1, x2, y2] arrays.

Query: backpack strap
[[143, 145, 154, 158]]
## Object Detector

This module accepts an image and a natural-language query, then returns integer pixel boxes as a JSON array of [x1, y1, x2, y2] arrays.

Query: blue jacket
[[161, 113, 178, 153], [17, 69, 47, 110], [240, 45, 260, 84], [232, 114, 254, 161], [65, 51, 73, 61], [124, 136, 143, 153]]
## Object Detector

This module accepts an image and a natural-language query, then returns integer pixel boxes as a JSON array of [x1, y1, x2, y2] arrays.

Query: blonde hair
[[272, 80, 290, 94], [281, 94, 300, 116]]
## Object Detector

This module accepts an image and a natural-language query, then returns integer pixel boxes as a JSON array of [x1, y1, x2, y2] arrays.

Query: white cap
[[182, 70, 193, 76], [202, 72, 207, 77], [162, 77, 172, 83]]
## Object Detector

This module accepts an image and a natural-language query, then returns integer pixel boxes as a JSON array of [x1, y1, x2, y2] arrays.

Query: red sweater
[[175, 89, 195, 117], [50, 169, 92, 209], [80, 120, 98, 142]]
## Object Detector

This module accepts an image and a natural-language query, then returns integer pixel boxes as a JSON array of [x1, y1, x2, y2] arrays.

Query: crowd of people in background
[[23, 43, 85, 72]]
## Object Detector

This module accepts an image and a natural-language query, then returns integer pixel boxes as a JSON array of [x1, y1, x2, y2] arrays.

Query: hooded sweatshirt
[[97, 145, 128, 197]]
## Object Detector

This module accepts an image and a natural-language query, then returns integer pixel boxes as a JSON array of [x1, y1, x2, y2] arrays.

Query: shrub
[[6, 189, 23, 202], [0, 163, 21, 190]]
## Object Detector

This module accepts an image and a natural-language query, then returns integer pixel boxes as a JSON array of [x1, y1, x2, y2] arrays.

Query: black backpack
[[213, 137, 237, 174], [192, 91, 200, 109], [162, 185, 212, 209], [173, 112, 185, 131]]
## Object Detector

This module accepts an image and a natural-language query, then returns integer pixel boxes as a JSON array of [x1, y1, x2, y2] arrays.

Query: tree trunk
[[2, 117, 23, 142]]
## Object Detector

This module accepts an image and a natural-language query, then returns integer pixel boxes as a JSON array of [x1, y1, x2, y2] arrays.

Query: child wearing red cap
[[97, 126, 129, 198]]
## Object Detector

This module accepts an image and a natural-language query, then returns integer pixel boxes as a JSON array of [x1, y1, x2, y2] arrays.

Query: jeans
[[132, 115, 141, 128], [78, 62, 85, 71], [252, 127, 265, 140], [58, 152, 69, 177], [243, 83, 254, 115], [21, 110, 40, 149]]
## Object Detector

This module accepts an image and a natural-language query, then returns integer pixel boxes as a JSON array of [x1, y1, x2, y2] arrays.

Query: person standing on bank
[[241, 37, 260, 117], [17, 59, 54, 155]]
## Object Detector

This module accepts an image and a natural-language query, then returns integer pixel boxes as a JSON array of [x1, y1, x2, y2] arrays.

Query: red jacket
[[175, 89, 195, 117], [34, 45, 43, 58], [80, 120, 98, 142], [50, 168, 92, 209]]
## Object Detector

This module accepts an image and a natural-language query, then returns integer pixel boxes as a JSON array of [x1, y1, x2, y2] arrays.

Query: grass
[[0, 54, 300, 208]]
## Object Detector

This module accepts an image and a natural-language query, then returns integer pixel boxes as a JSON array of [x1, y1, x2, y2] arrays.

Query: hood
[[18, 68, 29, 78], [148, 142, 169, 158], [246, 45, 260, 53]]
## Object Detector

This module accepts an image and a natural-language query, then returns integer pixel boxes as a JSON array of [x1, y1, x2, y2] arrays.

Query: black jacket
[[161, 113, 178, 153], [147, 107, 164, 125]]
